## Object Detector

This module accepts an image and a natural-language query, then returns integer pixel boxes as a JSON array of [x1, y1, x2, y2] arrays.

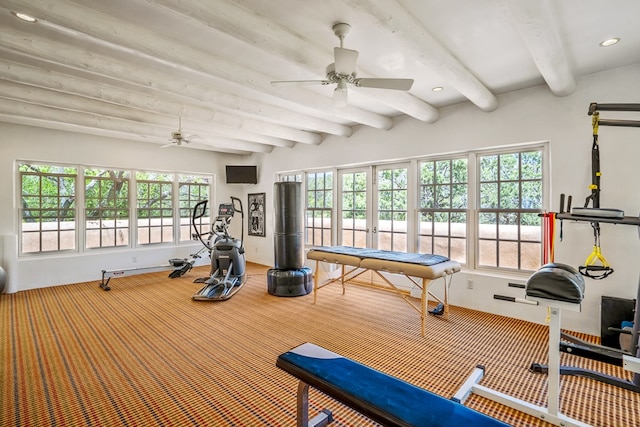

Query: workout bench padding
[[277, 343, 510, 427]]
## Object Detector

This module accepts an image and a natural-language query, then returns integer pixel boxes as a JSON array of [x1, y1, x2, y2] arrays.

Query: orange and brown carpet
[[1, 263, 638, 426]]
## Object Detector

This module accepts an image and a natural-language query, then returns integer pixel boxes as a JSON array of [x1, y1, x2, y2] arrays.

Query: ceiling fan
[[161, 116, 196, 148], [271, 23, 414, 107]]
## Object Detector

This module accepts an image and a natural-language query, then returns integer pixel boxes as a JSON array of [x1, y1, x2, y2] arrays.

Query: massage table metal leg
[[444, 276, 450, 319], [421, 277, 426, 337], [312, 261, 366, 304], [313, 260, 320, 304], [296, 380, 333, 427]]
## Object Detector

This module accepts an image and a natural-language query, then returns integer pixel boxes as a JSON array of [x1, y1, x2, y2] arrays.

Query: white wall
[[1, 64, 639, 335]]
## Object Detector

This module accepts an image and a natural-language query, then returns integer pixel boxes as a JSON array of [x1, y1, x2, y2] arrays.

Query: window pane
[[478, 239, 496, 267], [499, 153, 520, 180], [498, 241, 519, 269], [522, 181, 542, 209], [479, 213, 497, 239], [178, 175, 211, 241], [418, 158, 467, 262], [522, 151, 542, 179], [340, 171, 367, 248], [499, 182, 519, 209], [378, 166, 407, 252], [480, 155, 498, 181], [137, 172, 174, 245], [85, 169, 130, 249], [306, 171, 333, 247], [480, 183, 498, 208], [20, 163, 77, 254], [478, 149, 543, 271]]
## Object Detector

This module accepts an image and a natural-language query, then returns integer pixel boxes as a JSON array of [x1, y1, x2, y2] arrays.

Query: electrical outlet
[[132, 256, 137, 263], [467, 279, 474, 290]]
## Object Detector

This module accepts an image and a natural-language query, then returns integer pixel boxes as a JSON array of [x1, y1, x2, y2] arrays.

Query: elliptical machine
[[191, 197, 247, 301]]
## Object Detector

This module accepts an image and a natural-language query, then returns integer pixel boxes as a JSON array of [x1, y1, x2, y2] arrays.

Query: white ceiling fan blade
[[271, 79, 331, 86], [183, 134, 201, 144], [355, 78, 414, 90], [334, 47, 358, 75], [161, 142, 175, 148]]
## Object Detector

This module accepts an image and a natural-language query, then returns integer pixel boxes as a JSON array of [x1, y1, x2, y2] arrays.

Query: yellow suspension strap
[[579, 222, 614, 279]]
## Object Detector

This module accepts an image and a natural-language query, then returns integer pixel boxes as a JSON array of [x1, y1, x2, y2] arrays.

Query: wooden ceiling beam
[[344, 0, 499, 112], [0, 78, 296, 149], [0, 98, 275, 154], [503, 0, 576, 96], [2, 0, 392, 129], [148, 0, 440, 123]]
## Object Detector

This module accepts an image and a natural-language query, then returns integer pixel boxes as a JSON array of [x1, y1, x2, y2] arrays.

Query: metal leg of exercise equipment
[[530, 275, 640, 393], [455, 299, 590, 427]]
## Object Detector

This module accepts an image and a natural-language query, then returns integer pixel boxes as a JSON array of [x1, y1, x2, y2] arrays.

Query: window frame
[[19, 162, 78, 254], [17, 160, 213, 257], [279, 142, 548, 275], [474, 146, 546, 272], [305, 170, 334, 247], [178, 174, 212, 242], [84, 167, 131, 249], [374, 163, 411, 252], [416, 156, 469, 264]]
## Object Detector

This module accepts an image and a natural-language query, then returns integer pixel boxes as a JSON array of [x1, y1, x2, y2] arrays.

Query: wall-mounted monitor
[[225, 165, 258, 184]]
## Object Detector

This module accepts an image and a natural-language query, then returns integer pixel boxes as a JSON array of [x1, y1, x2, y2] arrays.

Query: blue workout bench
[[277, 343, 510, 427]]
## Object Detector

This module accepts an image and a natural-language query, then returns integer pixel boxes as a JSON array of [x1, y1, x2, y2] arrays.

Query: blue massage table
[[277, 343, 510, 427], [307, 246, 461, 336]]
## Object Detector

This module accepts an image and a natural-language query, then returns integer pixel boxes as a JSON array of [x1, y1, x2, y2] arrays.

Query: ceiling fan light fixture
[[333, 81, 348, 107], [599, 38, 620, 47], [11, 11, 37, 23]]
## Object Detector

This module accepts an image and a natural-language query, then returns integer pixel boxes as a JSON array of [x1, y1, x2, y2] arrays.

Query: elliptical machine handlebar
[[191, 200, 213, 250], [230, 196, 244, 249], [191, 198, 245, 252]]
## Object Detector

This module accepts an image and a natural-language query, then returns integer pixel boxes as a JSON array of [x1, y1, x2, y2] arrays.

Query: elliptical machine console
[[191, 197, 247, 301]]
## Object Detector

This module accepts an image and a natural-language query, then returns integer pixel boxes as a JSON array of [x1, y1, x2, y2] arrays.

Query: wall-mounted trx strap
[[584, 112, 601, 209], [575, 102, 640, 279]]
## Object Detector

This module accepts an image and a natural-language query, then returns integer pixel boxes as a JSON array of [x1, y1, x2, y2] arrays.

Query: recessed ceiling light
[[432, 86, 444, 92], [599, 38, 620, 47], [11, 11, 37, 22]]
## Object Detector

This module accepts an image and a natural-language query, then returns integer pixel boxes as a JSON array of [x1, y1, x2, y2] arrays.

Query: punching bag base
[[267, 267, 313, 297]]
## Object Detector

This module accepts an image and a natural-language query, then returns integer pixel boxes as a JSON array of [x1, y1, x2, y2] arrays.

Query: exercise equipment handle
[[230, 196, 245, 248], [191, 200, 212, 249], [589, 103, 640, 114]]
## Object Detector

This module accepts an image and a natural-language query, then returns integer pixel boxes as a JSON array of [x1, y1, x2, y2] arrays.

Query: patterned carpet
[[1, 262, 638, 426]]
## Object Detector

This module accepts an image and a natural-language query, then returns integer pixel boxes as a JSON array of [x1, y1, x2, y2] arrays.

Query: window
[[376, 166, 408, 252], [418, 158, 468, 263], [17, 162, 213, 256], [85, 168, 130, 249], [306, 171, 333, 247], [136, 172, 174, 245], [289, 143, 545, 274], [477, 150, 543, 271], [340, 170, 368, 248], [178, 174, 211, 242], [20, 163, 77, 253], [280, 173, 302, 182]]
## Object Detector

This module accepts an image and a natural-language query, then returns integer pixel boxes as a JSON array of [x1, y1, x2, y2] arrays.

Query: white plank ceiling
[[1, 0, 639, 154]]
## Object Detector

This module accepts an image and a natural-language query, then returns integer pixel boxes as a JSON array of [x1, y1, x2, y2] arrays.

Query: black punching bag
[[274, 182, 304, 269], [267, 182, 312, 296]]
